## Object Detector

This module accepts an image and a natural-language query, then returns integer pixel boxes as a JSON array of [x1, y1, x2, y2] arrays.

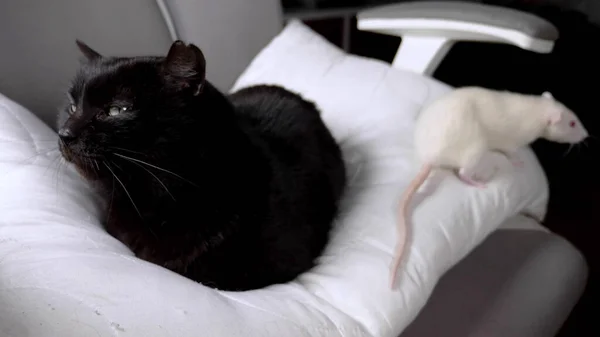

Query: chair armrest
[[356, 1, 559, 76]]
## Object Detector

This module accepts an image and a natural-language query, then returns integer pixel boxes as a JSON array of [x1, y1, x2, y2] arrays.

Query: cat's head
[[57, 40, 206, 180]]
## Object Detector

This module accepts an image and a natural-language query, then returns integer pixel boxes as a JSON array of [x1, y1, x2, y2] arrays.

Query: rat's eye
[[569, 120, 576, 128], [68, 104, 76, 114], [108, 106, 129, 117]]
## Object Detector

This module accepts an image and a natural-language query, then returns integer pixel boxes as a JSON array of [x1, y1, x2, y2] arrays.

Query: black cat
[[57, 40, 347, 291]]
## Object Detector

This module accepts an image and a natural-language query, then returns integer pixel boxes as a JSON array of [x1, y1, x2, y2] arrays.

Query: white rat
[[389, 86, 589, 289]]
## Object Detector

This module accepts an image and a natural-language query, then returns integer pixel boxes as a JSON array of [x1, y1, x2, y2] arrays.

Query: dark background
[[289, 0, 599, 336]]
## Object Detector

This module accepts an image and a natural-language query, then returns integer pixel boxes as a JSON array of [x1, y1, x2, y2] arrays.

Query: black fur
[[57, 40, 347, 291]]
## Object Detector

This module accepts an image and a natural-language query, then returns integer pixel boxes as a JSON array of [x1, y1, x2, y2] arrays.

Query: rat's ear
[[163, 40, 206, 95], [542, 91, 554, 100], [75, 40, 102, 62], [547, 108, 562, 125]]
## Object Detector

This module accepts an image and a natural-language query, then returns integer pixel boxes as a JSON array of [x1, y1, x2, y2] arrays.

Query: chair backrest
[[0, 0, 283, 128]]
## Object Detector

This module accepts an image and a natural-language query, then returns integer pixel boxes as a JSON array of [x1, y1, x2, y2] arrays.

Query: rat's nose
[[58, 127, 76, 143]]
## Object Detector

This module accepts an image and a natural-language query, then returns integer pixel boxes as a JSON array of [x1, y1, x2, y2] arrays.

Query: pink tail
[[389, 163, 433, 289]]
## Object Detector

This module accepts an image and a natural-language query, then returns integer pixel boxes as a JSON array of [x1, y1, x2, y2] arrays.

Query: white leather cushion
[[0, 21, 549, 337]]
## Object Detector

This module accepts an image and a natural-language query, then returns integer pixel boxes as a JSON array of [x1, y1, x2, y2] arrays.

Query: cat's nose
[[58, 127, 76, 142]]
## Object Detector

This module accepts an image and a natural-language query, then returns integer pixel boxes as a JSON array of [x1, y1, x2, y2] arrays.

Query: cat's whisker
[[42, 152, 62, 179], [104, 162, 143, 219], [47, 139, 74, 193], [112, 152, 198, 187], [0, 139, 58, 144], [49, 156, 59, 197], [15, 146, 60, 166], [106, 176, 116, 226], [84, 157, 92, 175], [54, 156, 65, 196], [112, 161, 123, 171], [60, 157, 69, 194], [109, 146, 145, 155], [127, 159, 176, 201], [36, 154, 61, 199]]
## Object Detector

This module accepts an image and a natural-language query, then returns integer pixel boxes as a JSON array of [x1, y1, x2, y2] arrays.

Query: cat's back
[[229, 85, 323, 136], [228, 84, 345, 191], [221, 84, 346, 290]]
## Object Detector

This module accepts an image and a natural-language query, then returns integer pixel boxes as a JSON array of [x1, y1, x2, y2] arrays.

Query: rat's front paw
[[500, 151, 525, 168], [512, 158, 525, 168], [508, 155, 524, 168]]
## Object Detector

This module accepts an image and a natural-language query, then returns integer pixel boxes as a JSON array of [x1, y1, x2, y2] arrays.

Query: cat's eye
[[69, 104, 76, 114], [108, 106, 128, 117]]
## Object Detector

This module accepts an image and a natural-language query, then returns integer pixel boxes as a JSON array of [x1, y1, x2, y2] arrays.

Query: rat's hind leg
[[457, 157, 486, 188], [458, 172, 485, 187], [458, 167, 488, 187], [457, 149, 498, 188]]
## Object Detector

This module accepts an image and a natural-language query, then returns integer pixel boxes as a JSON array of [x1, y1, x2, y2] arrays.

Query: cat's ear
[[163, 40, 206, 95], [75, 40, 102, 62]]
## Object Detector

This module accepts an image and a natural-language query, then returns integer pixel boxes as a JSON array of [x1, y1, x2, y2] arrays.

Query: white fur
[[414, 86, 588, 169], [390, 86, 588, 288]]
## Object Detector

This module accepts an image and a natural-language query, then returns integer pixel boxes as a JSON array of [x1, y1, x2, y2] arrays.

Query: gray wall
[[166, 0, 283, 93], [0, 0, 283, 129]]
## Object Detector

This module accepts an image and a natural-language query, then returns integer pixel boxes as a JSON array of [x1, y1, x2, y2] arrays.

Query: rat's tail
[[389, 162, 433, 289]]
